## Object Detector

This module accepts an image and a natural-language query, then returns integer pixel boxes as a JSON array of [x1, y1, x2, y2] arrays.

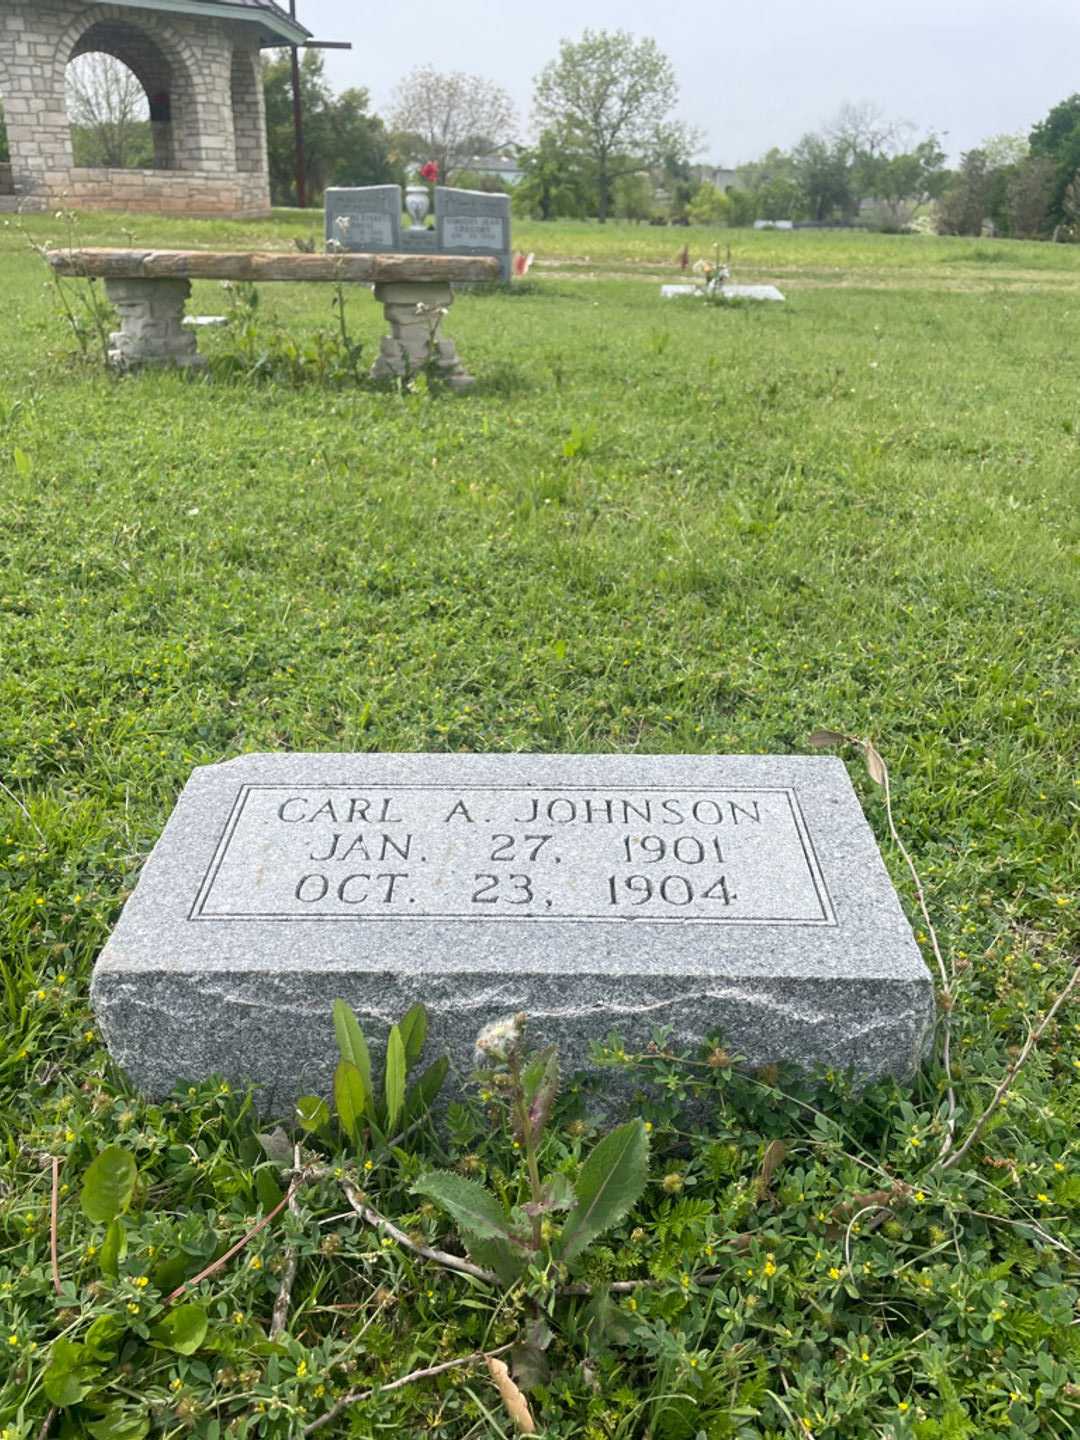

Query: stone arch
[[67, 32, 156, 168], [0, 54, 11, 195], [229, 46, 264, 176], [54, 5, 206, 173]]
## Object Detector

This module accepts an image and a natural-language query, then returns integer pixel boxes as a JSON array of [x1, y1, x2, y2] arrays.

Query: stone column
[[104, 278, 205, 370], [370, 281, 475, 390]]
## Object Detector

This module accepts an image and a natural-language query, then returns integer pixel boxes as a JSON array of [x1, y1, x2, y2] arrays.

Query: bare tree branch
[[389, 67, 517, 182], [65, 52, 151, 169]]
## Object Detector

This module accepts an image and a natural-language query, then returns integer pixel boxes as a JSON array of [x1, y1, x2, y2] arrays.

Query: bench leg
[[104, 278, 205, 371], [370, 281, 475, 390]]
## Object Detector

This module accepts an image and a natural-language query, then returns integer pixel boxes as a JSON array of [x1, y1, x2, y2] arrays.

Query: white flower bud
[[474, 1012, 526, 1066]]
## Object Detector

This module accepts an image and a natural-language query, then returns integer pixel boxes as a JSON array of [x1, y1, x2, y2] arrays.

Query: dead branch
[[940, 963, 1080, 1172], [301, 1342, 515, 1435], [50, 1156, 62, 1297], [165, 1183, 298, 1305], [807, 730, 958, 1155], [270, 1144, 304, 1340], [342, 1183, 499, 1285]]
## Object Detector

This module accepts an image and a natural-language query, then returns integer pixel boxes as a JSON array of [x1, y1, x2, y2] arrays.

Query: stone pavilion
[[0, 0, 308, 216]]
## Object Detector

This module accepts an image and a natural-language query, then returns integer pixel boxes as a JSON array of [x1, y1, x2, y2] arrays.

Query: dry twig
[[50, 1156, 62, 1297], [301, 1342, 514, 1435], [940, 963, 1080, 1171], [165, 1183, 298, 1305], [342, 1183, 499, 1285], [270, 1144, 304, 1340], [808, 730, 958, 1154]]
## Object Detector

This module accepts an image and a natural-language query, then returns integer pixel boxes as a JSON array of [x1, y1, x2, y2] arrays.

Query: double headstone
[[326, 185, 511, 281], [91, 753, 934, 1112]]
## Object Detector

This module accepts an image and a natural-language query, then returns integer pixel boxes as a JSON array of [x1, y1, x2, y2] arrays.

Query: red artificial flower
[[419, 161, 440, 183]]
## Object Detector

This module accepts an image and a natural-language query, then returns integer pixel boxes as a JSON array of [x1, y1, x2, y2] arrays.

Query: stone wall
[[0, 1, 271, 217]]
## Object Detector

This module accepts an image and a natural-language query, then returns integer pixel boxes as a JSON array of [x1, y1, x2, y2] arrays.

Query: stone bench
[[46, 248, 501, 389]]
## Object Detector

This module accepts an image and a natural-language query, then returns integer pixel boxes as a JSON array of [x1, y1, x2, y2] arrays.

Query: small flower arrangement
[[417, 161, 439, 186], [692, 245, 731, 293]]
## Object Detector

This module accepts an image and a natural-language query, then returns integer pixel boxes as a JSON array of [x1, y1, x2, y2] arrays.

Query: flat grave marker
[[92, 753, 934, 1110]]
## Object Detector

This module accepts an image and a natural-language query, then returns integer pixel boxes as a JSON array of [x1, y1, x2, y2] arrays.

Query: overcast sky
[[303, 0, 1080, 166]]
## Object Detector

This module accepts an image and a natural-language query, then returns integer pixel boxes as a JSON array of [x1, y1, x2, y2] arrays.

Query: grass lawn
[[0, 211, 1078, 1439]]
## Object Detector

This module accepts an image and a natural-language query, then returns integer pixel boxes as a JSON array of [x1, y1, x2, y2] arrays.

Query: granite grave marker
[[436, 187, 512, 280], [91, 753, 934, 1110], [326, 184, 511, 281], [324, 184, 402, 253]]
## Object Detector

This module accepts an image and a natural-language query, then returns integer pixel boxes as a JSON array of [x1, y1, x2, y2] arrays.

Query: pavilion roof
[[109, 0, 311, 46]]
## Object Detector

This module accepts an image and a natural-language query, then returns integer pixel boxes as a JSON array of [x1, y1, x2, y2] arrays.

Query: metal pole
[[289, 0, 307, 208]]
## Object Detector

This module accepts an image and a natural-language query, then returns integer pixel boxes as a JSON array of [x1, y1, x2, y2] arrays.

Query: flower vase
[[405, 185, 430, 231]]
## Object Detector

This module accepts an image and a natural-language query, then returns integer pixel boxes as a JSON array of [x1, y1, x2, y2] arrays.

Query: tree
[[982, 132, 1029, 168], [937, 149, 993, 235], [532, 30, 696, 223], [725, 188, 758, 226], [791, 133, 854, 221], [735, 146, 797, 195], [453, 169, 512, 195], [1029, 95, 1080, 222], [263, 51, 397, 205], [729, 148, 801, 224], [512, 130, 591, 220], [863, 137, 948, 228], [827, 100, 912, 166], [65, 52, 153, 169], [614, 171, 654, 222], [1060, 170, 1080, 228], [687, 182, 730, 225], [1006, 156, 1056, 238], [757, 175, 803, 221], [732, 147, 799, 220], [1029, 95, 1080, 163], [388, 67, 516, 183]]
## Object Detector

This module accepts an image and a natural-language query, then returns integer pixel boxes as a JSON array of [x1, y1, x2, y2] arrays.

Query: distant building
[[462, 153, 524, 187], [0, 0, 307, 216], [694, 164, 739, 193]]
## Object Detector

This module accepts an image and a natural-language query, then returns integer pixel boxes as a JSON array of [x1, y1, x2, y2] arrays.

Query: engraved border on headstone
[[187, 784, 836, 925], [324, 185, 402, 252]]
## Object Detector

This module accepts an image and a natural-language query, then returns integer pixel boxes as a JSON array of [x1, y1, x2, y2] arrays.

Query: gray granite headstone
[[323, 185, 511, 279], [91, 754, 934, 1111], [324, 185, 402, 253], [435, 187, 511, 280]]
